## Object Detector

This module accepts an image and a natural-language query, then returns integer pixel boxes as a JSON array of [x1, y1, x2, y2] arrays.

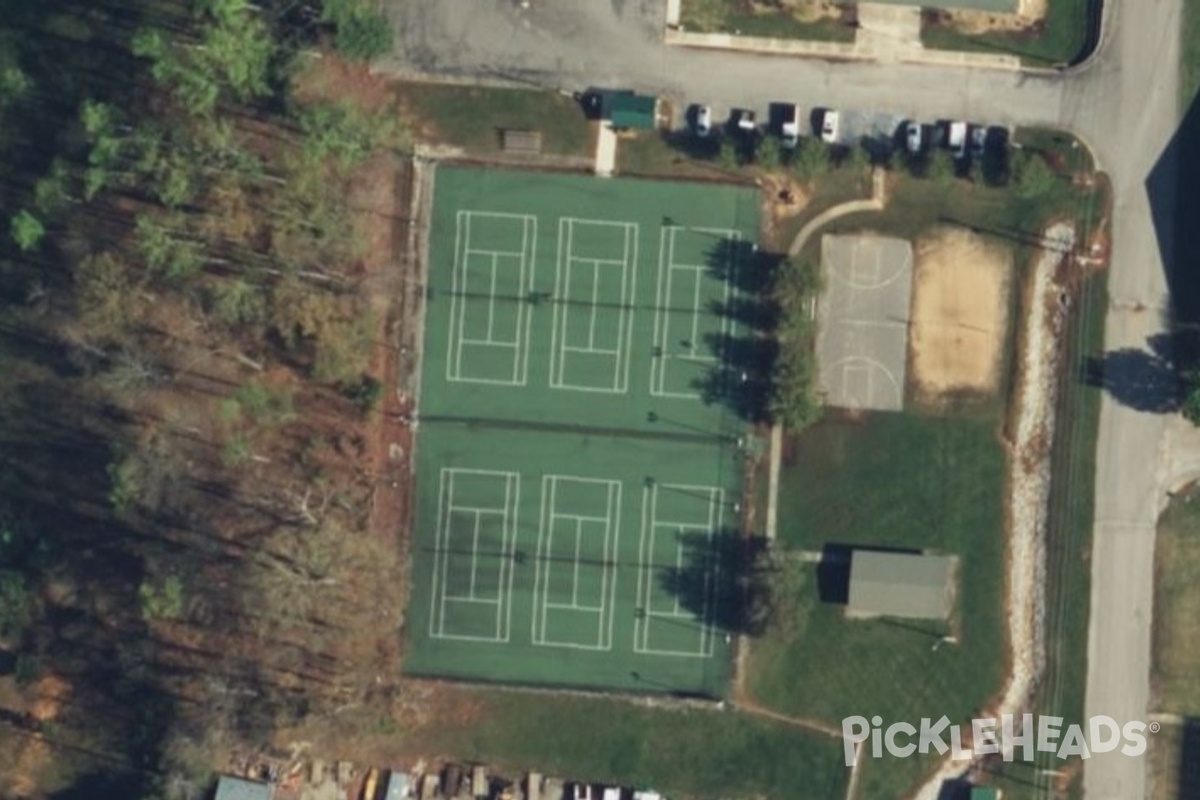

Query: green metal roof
[[847, 551, 955, 620], [609, 93, 656, 129], [970, 788, 1000, 800]]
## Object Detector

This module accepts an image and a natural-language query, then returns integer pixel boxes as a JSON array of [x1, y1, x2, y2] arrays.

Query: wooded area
[[0, 1, 410, 798]]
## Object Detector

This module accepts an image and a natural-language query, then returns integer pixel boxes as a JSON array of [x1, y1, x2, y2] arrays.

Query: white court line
[[459, 337, 520, 349], [445, 211, 535, 387], [429, 468, 518, 643], [635, 483, 723, 657], [561, 344, 622, 356], [651, 227, 740, 399], [550, 218, 637, 394], [545, 601, 605, 612], [534, 474, 620, 650]]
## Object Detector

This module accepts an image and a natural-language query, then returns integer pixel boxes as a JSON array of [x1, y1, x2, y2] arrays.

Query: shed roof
[[214, 776, 273, 800], [847, 551, 954, 620], [970, 788, 1000, 800], [609, 92, 656, 129]]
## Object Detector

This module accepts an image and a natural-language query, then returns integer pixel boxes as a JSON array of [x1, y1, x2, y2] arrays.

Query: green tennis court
[[406, 166, 760, 696]]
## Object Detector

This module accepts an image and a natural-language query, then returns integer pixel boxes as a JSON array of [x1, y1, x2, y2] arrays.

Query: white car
[[970, 125, 987, 157], [820, 110, 840, 143], [947, 121, 968, 160], [694, 105, 712, 137], [734, 108, 757, 133], [905, 121, 922, 154]]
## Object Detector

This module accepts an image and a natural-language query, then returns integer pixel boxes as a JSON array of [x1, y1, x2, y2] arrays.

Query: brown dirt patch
[[938, 0, 1047, 35], [758, 0, 841, 23], [909, 227, 1012, 399], [760, 173, 811, 249]]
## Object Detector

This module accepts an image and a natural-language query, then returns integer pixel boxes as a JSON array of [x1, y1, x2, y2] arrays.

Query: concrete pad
[[816, 234, 914, 411], [594, 121, 617, 177], [855, 3, 923, 62]]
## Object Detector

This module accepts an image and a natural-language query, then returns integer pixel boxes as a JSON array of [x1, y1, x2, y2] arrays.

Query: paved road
[[382, 2, 1183, 797]]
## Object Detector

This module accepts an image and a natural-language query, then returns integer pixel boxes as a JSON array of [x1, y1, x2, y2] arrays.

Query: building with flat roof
[[846, 551, 956, 620]]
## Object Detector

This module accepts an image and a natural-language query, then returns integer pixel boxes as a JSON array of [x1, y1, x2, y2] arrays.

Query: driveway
[[381, 2, 1183, 797]]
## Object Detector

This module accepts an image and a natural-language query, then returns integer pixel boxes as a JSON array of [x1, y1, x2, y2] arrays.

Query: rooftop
[[846, 551, 956, 620]]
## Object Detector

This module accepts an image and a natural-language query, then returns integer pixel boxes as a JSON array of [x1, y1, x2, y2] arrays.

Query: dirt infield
[[909, 227, 1012, 398]]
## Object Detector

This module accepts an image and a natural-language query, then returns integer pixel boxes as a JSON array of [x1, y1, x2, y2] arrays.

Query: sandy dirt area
[[939, 0, 1048, 34], [909, 227, 1012, 398]]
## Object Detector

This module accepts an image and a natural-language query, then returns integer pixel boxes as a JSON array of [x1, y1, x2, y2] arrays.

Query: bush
[[792, 137, 829, 183], [927, 149, 956, 188], [323, 0, 394, 62], [341, 374, 384, 413], [0, 570, 34, 637], [1013, 151, 1057, 199], [334, 11, 394, 61], [768, 259, 822, 431], [10, 209, 44, 251], [139, 576, 185, 621]]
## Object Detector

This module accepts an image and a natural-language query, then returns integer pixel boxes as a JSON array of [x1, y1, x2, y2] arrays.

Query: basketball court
[[816, 233, 914, 412]]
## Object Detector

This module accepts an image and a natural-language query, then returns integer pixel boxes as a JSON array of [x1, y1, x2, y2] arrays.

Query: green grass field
[[406, 691, 850, 798], [1153, 486, 1200, 714], [407, 166, 760, 696], [1183, 0, 1200, 109], [747, 411, 1007, 798], [393, 83, 591, 157]]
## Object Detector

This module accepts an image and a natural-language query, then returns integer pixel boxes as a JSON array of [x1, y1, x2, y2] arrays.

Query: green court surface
[[406, 166, 760, 697]]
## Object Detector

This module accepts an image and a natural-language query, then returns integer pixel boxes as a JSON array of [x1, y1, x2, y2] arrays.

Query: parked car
[[733, 108, 757, 133], [780, 103, 800, 148], [693, 105, 712, 137], [905, 121, 923, 154], [969, 124, 987, 158], [946, 121, 968, 160], [820, 109, 840, 143]]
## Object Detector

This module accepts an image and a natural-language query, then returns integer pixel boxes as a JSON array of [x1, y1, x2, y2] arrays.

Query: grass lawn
[[1183, 0, 1200, 109], [680, 0, 855, 42], [392, 82, 591, 158], [1013, 126, 1096, 174], [405, 691, 850, 799], [807, 156, 1103, 273], [1153, 485, 1200, 714], [921, 0, 1092, 67], [749, 411, 1007, 798], [744, 144, 1106, 799], [616, 130, 753, 182], [1145, 719, 1200, 800]]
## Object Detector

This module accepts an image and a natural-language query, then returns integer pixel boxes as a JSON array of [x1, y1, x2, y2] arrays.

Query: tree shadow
[[1147, 77, 1200, 332], [1179, 718, 1200, 799], [655, 530, 772, 637], [815, 542, 924, 605], [689, 240, 787, 424], [1083, 331, 1184, 414]]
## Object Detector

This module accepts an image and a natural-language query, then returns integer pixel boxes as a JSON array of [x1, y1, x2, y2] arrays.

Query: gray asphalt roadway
[[382, 2, 1183, 797]]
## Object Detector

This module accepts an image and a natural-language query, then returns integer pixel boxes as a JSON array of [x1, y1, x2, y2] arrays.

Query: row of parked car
[[688, 102, 1004, 161]]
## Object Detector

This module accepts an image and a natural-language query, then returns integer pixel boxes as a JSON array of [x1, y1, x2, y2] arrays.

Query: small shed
[[214, 776, 273, 800], [970, 789, 1001, 800], [609, 92, 657, 129], [846, 551, 956, 620]]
